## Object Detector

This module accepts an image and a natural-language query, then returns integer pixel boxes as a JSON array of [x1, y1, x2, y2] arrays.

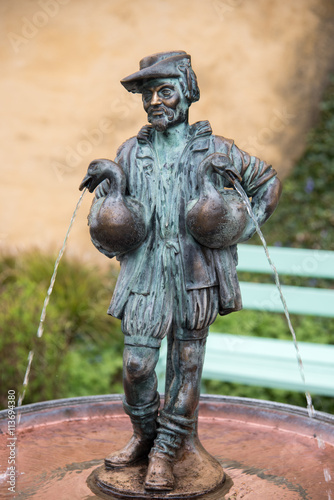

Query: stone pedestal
[[88, 437, 227, 499]]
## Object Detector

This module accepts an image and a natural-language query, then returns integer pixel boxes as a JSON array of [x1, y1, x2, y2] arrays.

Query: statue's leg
[[144, 335, 207, 490], [163, 336, 207, 416], [105, 345, 160, 468]]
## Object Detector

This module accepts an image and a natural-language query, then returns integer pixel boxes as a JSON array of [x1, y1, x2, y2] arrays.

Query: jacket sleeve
[[229, 142, 282, 242]]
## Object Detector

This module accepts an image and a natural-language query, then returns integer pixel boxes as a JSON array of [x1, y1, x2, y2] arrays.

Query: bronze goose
[[80, 159, 146, 256], [186, 153, 248, 249]]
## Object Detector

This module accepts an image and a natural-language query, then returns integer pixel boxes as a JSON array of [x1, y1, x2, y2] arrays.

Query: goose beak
[[211, 155, 242, 185], [79, 173, 93, 192], [223, 166, 242, 185]]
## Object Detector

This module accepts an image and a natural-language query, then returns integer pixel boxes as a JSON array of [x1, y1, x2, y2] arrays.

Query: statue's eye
[[160, 88, 172, 98]]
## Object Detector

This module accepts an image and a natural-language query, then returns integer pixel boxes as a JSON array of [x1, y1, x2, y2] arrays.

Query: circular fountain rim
[[2, 395, 333, 499], [1, 394, 333, 436], [0, 394, 334, 418], [1, 393, 334, 420]]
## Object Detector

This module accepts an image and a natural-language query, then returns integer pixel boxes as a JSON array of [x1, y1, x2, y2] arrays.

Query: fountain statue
[[79, 51, 282, 498]]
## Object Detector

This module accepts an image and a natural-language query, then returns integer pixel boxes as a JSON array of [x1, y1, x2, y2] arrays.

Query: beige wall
[[1, 0, 334, 264]]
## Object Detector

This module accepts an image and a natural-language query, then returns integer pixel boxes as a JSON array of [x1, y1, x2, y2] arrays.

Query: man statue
[[80, 51, 281, 492]]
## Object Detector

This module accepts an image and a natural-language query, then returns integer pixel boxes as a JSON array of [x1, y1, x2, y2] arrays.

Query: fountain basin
[[0, 394, 333, 499]]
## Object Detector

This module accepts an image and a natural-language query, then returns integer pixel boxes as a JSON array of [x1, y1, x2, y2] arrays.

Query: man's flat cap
[[121, 51, 191, 93]]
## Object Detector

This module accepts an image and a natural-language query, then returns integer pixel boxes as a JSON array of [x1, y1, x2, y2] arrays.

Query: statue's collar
[[137, 120, 212, 144]]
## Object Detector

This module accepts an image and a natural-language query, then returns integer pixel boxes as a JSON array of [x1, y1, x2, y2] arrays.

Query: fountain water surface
[[1, 395, 334, 499]]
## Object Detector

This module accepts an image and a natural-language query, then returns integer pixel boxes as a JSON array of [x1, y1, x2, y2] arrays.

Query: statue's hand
[[79, 159, 119, 193], [210, 153, 242, 185]]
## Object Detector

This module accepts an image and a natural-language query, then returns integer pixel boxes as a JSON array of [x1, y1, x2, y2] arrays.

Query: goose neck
[[105, 163, 126, 197]]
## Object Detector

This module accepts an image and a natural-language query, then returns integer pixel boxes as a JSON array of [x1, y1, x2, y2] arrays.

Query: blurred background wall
[[1, 0, 334, 265]]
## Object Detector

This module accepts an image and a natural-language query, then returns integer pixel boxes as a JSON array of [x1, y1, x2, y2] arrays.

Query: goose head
[[79, 159, 125, 193], [210, 153, 242, 186]]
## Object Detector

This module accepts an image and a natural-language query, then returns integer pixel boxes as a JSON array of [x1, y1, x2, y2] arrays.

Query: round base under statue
[[88, 438, 227, 499], [1, 395, 333, 499]]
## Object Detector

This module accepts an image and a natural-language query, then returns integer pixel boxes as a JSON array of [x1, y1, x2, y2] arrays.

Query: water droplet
[[324, 468, 332, 482]]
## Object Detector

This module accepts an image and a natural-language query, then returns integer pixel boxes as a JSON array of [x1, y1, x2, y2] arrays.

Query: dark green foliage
[[211, 310, 333, 345], [261, 76, 334, 251], [0, 252, 123, 409]]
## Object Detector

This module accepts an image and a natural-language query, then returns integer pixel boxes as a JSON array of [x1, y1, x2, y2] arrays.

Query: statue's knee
[[123, 347, 158, 383], [124, 354, 145, 382], [178, 341, 205, 375]]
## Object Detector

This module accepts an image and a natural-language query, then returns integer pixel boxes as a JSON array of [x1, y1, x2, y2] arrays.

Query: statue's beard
[[147, 105, 186, 132]]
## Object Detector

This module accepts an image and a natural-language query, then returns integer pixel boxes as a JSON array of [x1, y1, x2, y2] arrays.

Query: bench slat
[[240, 282, 334, 317], [237, 245, 334, 279], [202, 333, 334, 396]]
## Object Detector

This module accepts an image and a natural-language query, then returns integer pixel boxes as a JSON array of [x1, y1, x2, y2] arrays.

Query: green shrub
[[211, 310, 333, 344], [202, 380, 334, 415], [261, 76, 334, 251], [0, 252, 123, 409], [63, 343, 123, 397]]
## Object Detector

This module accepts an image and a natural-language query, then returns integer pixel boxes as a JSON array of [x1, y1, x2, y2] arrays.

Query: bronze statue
[[80, 51, 281, 496]]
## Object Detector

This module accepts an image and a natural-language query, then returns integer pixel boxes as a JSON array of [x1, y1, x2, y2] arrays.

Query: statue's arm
[[231, 144, 282, 242], [237, 175, 282, 242]]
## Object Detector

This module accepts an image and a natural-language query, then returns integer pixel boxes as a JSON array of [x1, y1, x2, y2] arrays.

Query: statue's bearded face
[[142, 78, 189, 132]]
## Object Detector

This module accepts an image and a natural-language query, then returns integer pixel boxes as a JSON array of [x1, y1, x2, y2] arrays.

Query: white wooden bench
[[157, 245, 334, 396]]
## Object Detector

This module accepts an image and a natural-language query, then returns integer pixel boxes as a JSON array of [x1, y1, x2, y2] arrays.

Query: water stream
[[17, 188, 87, 411], [233, 179, 315, 417]]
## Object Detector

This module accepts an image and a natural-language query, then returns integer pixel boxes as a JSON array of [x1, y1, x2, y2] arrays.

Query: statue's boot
[[144, 410, 194, 490], [145, 453, 175, 491], [105, 394, 159, 468]]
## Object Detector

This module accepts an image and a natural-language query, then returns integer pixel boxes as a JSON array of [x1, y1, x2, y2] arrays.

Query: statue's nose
[[150, 91, 161, 106]]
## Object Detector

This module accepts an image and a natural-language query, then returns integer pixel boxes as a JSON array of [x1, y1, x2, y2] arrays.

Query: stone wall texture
[[1, 0, 334, 264]]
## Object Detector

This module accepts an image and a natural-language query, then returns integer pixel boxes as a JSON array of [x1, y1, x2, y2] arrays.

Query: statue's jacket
[[93, 120, 278, 321]]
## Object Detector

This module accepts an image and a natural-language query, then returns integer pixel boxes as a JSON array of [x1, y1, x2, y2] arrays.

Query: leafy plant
[[0, 252, 123, 409], [261, 76, 334, 251]]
